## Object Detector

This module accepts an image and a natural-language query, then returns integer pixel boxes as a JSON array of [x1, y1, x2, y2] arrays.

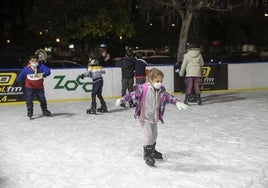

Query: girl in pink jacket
[[116, 68, 187, 166]]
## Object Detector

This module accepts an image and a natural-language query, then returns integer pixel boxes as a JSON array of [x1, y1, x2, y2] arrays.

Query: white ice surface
[[0, 90, 268, 188]]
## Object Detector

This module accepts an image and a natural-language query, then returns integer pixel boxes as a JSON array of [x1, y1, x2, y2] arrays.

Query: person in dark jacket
[[115, 50, 136, 107], [98, 44, 111, 67], [15, 54, 51, 118], [135, 52, 148, 85]]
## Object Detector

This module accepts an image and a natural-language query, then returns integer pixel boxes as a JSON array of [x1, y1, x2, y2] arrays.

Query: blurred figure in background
[[35, 49, 48, 64], [135, 52, 148, 85], [179, 44, 204, 105], [98, 44, 111, 67], [115, 48, 136, 107]]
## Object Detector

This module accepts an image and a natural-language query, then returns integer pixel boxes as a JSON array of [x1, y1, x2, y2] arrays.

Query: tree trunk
[[177, 11, 193, 63]]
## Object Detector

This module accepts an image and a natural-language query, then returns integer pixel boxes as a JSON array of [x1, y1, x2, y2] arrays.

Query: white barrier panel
[[228, 63, 268, 89], [44, 69, 88, 100], [2, 63, 268, 103], [44, 66, 174, 101]]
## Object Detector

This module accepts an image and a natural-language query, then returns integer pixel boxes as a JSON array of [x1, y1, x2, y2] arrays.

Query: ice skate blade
[[145, 162, 156, 167]]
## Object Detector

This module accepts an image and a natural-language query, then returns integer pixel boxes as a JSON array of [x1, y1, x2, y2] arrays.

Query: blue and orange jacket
[[16, 63, 51, 89]]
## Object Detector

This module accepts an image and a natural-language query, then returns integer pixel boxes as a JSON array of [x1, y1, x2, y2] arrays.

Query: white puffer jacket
[[179, 48, 204, 77]]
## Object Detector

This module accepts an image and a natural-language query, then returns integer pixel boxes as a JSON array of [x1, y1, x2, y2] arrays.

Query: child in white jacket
[[179, 44, 204, 105]]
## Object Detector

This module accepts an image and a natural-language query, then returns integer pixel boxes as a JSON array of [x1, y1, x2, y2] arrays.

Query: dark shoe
[[87, 107, 97, 114], [153, 142, 163, 159], [143, 145, 155, 166], [184, 94, 189, 105], [120, 102, 126, 107], [97, 107, 108, 112], [27, 108, 33, 118], [97, 103, 108, 112], [97, 100, 108, 113], [42, 109, 51, 116]]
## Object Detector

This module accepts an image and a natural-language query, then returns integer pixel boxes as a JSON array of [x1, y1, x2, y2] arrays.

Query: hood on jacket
[[186, 48, 201, 58]]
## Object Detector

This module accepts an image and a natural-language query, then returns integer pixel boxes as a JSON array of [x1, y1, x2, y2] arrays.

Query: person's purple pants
[[186, 77, 201, 95]]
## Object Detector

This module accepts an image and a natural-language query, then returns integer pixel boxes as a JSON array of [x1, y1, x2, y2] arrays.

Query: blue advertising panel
[[0, 70, 25, 103], [174, 64, 228, 92]]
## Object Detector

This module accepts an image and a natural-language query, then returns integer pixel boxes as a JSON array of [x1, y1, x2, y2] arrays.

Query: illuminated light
[[69, 44, 74, 49], [212, 40, 220, 46], [6, 39, 10, 43], [44, 47, 52, 52], [39, 31, 43, 35], [265, 13, 268, 16], [171, 23, 175, 27], [149, 23, 153, 26], [56, 38, 60, 43], [119, 36, 122, 40]]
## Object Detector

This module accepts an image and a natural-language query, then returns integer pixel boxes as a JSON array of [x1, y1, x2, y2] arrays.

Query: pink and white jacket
[[120, 82, 178, 123]]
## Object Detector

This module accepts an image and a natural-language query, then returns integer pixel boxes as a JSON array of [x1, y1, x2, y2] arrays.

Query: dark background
[[1, 0, 268, 67]]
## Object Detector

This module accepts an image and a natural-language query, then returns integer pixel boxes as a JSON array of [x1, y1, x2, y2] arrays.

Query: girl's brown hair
[[148, 68, 164, 81]]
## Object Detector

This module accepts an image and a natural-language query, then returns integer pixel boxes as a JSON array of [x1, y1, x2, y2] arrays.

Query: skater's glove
[[115, 98, 121, 107], [80, 74, 84, 79], [176, 102, 188, 110]]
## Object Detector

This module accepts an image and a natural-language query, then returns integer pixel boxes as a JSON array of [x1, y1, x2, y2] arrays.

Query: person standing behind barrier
[[35, 49, 48, 64], [98, 44, 111, 67], [115, 49, 136, 107], [135, 52, 148, 85], [179, 44, 204, 105]]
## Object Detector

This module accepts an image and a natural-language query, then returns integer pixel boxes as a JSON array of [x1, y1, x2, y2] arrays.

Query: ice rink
[[1, 90, 268, 188]]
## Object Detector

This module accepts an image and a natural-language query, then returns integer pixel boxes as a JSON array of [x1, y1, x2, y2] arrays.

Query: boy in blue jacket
[[15, 54, 51, 118]]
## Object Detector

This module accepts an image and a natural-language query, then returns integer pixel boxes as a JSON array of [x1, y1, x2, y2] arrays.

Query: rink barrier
[[1, 62, 268, 104]]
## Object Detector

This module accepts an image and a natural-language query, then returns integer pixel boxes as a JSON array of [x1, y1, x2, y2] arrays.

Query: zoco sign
[[54, 75, 92, 92]]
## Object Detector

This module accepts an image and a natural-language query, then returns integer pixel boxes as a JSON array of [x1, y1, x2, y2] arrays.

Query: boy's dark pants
[[25, 88, 48, 110], [121, 78, 134, 96], [91, 79, 105, 108]]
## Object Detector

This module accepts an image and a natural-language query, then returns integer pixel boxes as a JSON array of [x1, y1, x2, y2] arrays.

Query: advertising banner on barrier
[[174, 64, 228, 92], [1, 66, 174, 103], [44, 69, 93, 100], [0, 70, 25, 103]]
